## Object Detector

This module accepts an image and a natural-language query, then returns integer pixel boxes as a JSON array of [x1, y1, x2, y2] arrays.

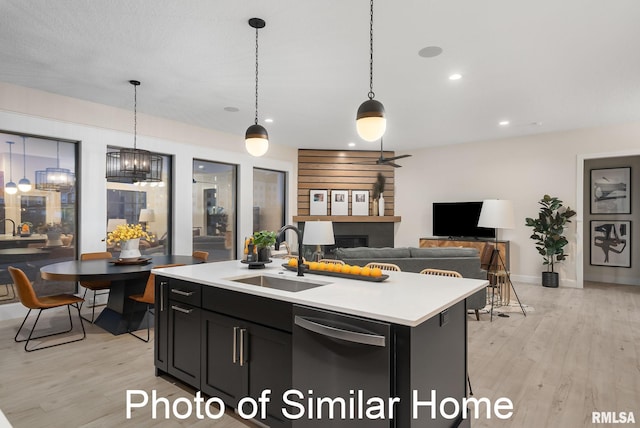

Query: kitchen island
[[153, 260, 487, 428]]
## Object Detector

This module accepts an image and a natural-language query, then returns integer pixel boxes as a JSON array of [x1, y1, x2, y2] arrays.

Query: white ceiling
[[2, 0, 640, 153]]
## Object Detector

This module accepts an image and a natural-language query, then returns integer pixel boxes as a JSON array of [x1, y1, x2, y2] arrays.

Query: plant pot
[[257, 247, 271, 262], [542, 271, 559, 288], [120, 238, 141, 260], [372, 199, 378, 216], [46, 232, 63, 247]]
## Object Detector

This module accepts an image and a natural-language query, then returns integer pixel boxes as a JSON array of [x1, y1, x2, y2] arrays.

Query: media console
[[419, 237, 510, 269]]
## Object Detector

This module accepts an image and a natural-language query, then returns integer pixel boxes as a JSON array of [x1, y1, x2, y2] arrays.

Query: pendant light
[[35, 140, 75, 192], [356, 0, 386, 142], [4, 141, 17, 195], [245, 17, 269, 157], [106, 80, 162, 183], [18, 136, 31, 192]]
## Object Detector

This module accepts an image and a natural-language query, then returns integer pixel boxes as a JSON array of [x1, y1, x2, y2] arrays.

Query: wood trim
[[297, 149, 396, 216]]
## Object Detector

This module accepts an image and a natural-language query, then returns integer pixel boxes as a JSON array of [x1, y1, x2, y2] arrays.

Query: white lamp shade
[[245, 137, 269, 157], [4, 182, 17, 195], [18, 178, 32, 192], [356, 116, 387, 142], [139, 208, 156, 223], [478, 199, 515, 229], [302, 221, 335, 245], [107, 218, 127, 232]]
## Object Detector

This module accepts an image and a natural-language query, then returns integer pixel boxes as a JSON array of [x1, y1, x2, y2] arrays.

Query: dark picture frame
[[590, 220, 631, 267], [590, 167, 631, 214]]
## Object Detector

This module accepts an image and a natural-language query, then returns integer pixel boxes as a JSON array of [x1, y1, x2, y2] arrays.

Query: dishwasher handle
[[294, 316, 386, 347]]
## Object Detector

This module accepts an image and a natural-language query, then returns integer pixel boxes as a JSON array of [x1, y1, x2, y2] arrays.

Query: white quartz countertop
[[153, 260, 488, 327]]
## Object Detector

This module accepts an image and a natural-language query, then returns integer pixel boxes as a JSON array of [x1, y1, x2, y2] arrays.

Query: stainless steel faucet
[[275, 225, 304, 276], [0, 218, 16, 236]]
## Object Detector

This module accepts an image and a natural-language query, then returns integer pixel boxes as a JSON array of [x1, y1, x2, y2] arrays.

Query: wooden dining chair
[[364, 262, 402, 272], [419, 268, 463, 278], [192, 251, 209, 262], [79, 252, 113, 323], [128, 264, 185, 342], [319, 259, 345, 265], [9, 266, 86, 352]]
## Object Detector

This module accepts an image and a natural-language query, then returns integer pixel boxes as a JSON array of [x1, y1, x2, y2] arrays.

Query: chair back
[[80, 252, 113, 288], [480, 244, 499, 271], [419, 268, 463, 278], [192, 251, 209, 261], [364, 262, 401, 272], [140, 264, 186, 304], [8, 266, 41, 309]]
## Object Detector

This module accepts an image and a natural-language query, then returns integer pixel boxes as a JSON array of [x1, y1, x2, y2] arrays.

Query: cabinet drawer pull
[[171, 289, 194, 297], [171, 305, 193, 314], [240, 328, 246, 367], [160, 281, 167, 311], [233, 327, 239, 364]]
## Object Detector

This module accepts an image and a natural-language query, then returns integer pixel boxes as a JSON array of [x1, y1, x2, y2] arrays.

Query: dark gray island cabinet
[[154, 264, 482, 428]]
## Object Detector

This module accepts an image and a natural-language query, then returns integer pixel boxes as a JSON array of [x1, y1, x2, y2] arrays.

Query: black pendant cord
[[8, 142, 13, 181], [254, 25, 260, 125], [368, 0, 375, 100], [22, 137, 27, 177], [133, 82, 138, 149]]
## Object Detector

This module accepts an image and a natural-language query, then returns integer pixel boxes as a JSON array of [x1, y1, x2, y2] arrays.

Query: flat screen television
[[432, 201, 496, 239]]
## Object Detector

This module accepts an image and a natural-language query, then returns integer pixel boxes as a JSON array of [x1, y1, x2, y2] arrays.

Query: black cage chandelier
[[106, 80, 162, 183], [35, 140, 75, 192]]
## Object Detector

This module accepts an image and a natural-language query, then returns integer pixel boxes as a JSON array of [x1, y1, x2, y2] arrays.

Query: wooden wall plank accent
[[297, 149, 395, 216]]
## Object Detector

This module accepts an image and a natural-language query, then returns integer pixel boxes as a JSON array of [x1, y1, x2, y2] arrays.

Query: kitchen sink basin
[[228, 274, 330, 292]]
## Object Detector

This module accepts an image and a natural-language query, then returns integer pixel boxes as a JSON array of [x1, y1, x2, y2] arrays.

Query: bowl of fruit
[[282, 259, 388, 282]]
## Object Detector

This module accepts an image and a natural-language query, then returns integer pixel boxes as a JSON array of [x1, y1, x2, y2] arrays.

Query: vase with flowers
[[107, 223, 154, 260]]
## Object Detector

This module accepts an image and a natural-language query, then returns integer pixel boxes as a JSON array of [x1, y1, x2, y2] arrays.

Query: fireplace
[[299, 222, 394, 259]]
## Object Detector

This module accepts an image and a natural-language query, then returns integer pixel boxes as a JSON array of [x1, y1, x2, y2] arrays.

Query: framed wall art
[[352, 190, 369, 216], [591, 167, 631, 214], [590, 220, 631, 268], [309, 190, 328, 216], [331, 190, 348, 216]]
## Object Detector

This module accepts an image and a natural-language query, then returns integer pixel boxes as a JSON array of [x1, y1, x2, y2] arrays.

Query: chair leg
[[128, 304, 151, 342], [467, 374, 473, 396], [15, 303, 86, 352], [80, 289, 108, 323], [475, 309, 480, 321]]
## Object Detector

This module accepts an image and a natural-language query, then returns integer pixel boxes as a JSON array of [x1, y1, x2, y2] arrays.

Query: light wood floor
[[0, 281, 638, 427]]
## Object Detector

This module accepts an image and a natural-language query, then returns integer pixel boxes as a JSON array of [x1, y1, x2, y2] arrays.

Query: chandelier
[[35, 140, 75, 192]]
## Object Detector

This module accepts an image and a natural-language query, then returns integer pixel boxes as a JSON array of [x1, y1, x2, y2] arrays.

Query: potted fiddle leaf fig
[[253, 230, 277, 262], [525, 195, 577, 287]]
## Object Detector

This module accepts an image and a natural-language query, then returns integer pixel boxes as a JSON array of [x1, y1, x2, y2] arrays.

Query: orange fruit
[[360, 266, 371, 276], [316, 262, 327, 271], [325, 263, 335, 272], [341, 264, 351, 274], [288, 258, 298, 267], [308, 261, 319, 270], [350, 265, 362, 275], [370, 267, 383, 277]]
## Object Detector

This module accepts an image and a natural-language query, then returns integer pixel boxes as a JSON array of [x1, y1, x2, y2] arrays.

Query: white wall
[[395, 123, 640, 288], [0, 83, 298, 320]]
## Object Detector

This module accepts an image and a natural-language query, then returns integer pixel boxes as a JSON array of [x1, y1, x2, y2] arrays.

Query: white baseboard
[[511, 274, 580, 288]]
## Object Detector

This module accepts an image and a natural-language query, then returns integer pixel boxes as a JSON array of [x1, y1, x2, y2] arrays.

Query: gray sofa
[[334, 246, 487, 319]]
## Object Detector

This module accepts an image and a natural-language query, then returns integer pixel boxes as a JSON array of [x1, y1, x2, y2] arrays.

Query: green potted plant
[[253, 230, 277, 262], [525, 195, 577, 287]]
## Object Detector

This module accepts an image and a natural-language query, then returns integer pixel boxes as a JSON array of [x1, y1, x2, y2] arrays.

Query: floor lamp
[[478, 199, 526, 321]]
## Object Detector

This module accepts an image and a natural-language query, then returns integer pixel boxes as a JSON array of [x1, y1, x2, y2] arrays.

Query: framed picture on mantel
[[331, 190, 348, 216], [309, 190, 328, 216], [352, 190, 369, 216]]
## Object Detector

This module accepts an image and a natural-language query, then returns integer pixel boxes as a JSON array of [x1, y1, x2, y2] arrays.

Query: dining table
[[40, 254, 203, 335]]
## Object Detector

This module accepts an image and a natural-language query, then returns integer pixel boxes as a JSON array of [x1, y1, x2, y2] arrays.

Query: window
[[0, 132, 78, 304], [253, 168, 286, 233], [106, 146, 171, 256], [193, 159, 237, 262]]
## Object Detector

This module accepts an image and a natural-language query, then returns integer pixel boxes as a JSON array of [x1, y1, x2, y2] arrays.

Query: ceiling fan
[[353, 139, 412, 168]]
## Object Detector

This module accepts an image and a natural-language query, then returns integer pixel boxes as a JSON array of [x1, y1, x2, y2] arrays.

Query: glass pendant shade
[[18, 177, 32, 192], [245, 124, 269, 157], [356, 99, 387, 142], [5, 181, 17, 195]]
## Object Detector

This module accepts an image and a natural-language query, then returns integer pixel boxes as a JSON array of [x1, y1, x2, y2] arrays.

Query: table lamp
[[138, 208, 155, 231], [302, 221, 335, 262]]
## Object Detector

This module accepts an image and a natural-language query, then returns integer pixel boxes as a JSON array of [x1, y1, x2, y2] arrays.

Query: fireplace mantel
[[293, 215, 401, 223]]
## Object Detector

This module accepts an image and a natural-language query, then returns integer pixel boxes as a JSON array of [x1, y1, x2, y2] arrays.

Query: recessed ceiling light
[[348, 142, 356, 147], [418, 46, 443, 58], [449, 73, 462, 80], [499, 120, 510, 126], [224, 106, 239, 112], [198, 165, 204, 169], [265, 118, 273, 123]]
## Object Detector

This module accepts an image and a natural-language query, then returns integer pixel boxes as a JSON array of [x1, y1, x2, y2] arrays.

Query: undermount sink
[[227, 274, 330, 292]]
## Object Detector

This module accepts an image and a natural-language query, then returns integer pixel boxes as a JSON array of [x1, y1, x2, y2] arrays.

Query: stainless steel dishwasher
[[292, 304, 392, 427]]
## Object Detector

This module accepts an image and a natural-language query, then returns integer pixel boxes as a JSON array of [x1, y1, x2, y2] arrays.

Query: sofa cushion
[[334, 247, 411, 259], [409, 247, 478, 258]]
